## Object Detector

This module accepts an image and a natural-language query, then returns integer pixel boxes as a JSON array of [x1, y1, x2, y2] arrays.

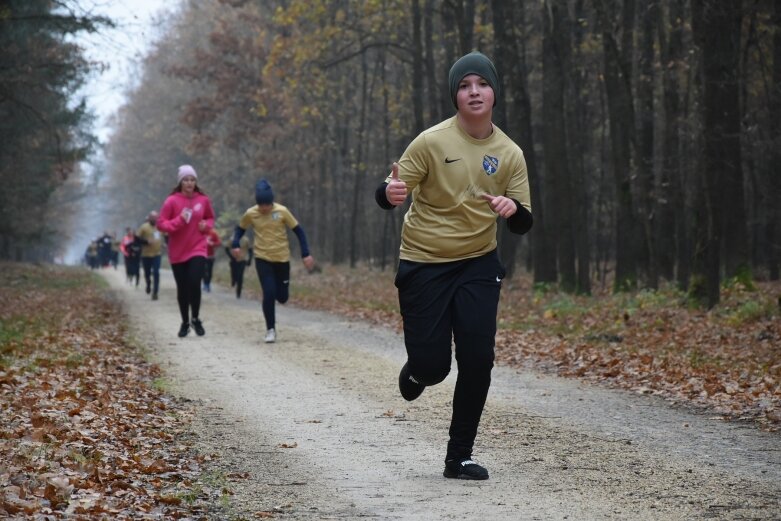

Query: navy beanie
[[448, 51, 500, 109], [255, 179, 274, 205]]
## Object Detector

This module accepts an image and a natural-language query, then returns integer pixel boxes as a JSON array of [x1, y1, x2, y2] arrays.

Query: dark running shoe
[[151, 292, 158, 301], [398, 362, 425, 401], [146, 284, 151, 295], [443, 458, 489, 480], [178, 322, 190, 338], [192, 318, 205, 336]]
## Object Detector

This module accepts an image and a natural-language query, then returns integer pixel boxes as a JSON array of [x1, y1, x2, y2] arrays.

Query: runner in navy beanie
[[255, 179, 274, 205], [447, 51, 500, 109]]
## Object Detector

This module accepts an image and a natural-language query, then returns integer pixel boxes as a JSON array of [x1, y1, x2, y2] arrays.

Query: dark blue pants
[[395, 250, 504, 462], [203, 257, 215, 287], [254, 258, 290, 330], [142, 255, 161, 295]]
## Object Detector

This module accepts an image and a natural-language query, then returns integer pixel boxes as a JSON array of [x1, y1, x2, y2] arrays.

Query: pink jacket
[[157, 192, 215, 264]]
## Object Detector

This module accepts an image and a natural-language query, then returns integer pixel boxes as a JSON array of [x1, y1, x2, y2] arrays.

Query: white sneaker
[[264, 328, 276, 343]]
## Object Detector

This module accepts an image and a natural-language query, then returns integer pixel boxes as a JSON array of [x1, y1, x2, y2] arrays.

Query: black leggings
[[254, 258, 290, 330], [171, 256, 206, 324], [395, 250, 504, 462], [203, 257, 215, 286], [230, 258, 247, 297]]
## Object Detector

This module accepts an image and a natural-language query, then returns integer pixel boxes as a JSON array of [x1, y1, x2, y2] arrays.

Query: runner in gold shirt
[[232, 179, 315, 343], [374, 51, 533, 481], [136, 211, 163, 300]]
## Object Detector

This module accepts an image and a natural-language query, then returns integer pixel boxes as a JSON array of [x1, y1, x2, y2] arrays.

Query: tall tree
[[657, 0, 686, 286], [594, 0, 638, 292], [446, 0, 476, 54], [491, 0, 521, 276], [507, 2, 553, 284], [636, 0, 658, 289], [542, 0, 575, 292], [568, 0, 592, 295], [768, 0, 781, 280], [691, 0, 744, 307], [0, 1, 110, 260]]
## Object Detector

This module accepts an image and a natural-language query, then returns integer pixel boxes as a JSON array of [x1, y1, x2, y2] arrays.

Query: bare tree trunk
[[636, 0, 658, 289], [595, 0, 638, 292], [542, 0, 575, 292], [691, 0, 744, 306], [770, 0, 781, 280], [440, 2, 459, 118], [715, 4, 748, 280], [411, 0, 425, 135], [569, 0, 591, 295], [657, 0, 684, 283], [492, 0, 519, 276], [424, 0, 440, 124], [349, 51, 370, 268], [508, 2, 553, 283], [446, 0, 476, 55]]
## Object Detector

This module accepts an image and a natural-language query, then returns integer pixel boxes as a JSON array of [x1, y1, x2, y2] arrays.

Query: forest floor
[[1, 261, 779, 519], [0, 263, 225, 518]]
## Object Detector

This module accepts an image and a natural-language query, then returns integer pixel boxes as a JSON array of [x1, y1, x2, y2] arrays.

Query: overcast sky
[[62, 1, 180, 264], [74, 0, 180, 142]]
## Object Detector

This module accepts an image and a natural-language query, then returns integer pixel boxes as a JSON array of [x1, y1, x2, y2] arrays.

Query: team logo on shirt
[[272, 212, 281, 221], [482, 155, 499, 175], [194, 202, 203, 212]]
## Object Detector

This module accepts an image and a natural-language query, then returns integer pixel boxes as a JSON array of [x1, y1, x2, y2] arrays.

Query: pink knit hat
[[177, 164, 197, 184]]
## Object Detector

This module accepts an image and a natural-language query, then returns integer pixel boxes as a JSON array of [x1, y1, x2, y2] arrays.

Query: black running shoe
[[151, 292, 158, 301], [178, 322, 190, 338], [398, 362, 425, 401], [192, 318, 205, 336], [443, 458, 489, 480], [146, 284, 151, 295]]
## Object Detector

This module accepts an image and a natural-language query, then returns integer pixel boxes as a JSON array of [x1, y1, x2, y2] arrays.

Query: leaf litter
[[0, 262, 226, 518]]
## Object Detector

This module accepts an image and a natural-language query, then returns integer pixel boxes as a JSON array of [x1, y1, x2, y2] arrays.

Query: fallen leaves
[[0, 262, 225, 518]]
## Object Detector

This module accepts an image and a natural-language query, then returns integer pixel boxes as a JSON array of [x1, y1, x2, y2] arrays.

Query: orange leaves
[[0, 263, 221, 518]]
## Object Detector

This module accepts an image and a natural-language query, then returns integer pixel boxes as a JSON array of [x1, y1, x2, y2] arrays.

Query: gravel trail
[[103, 269, 781, 520]]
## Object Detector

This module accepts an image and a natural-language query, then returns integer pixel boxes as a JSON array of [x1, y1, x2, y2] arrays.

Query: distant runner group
[[84, 167, 314, 344]]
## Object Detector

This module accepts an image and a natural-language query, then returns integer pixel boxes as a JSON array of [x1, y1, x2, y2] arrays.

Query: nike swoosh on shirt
[[444, 157, 462, 164]]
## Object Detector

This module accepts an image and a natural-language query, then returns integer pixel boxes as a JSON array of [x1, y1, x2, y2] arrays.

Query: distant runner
[[120, 227, 141, 286], [224, 230, 251, 299], [232, 179, 315, 343], [136, 211, 163, 300]]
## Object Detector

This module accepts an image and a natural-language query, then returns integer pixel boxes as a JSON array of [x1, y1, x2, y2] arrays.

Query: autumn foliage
[[0, 263, 222, 518]]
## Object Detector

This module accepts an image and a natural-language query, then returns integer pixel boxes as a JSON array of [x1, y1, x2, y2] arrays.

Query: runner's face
[[257, 203, 273, 215], [180, 175, 197, 195], [456, 74, 494, 117]]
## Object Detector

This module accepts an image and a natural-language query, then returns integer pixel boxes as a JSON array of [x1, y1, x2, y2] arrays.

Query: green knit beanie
[[448, 51, 500, 109]]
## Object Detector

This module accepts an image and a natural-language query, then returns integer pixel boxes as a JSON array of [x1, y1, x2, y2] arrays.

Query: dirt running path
[[103, 269, 780, 520]]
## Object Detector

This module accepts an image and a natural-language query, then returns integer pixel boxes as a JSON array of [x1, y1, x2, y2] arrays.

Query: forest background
[[1, 3, 780, 516], [2, 0, 780, 309], [1, 0, 780, 432]]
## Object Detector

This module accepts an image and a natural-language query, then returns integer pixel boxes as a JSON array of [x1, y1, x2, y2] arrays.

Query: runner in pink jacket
[[157, 164, 216, 338]]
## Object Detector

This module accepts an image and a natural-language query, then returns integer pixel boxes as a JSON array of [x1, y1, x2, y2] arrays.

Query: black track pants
[[395, 250, 504, 462], [171, 256, 206, 324]]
